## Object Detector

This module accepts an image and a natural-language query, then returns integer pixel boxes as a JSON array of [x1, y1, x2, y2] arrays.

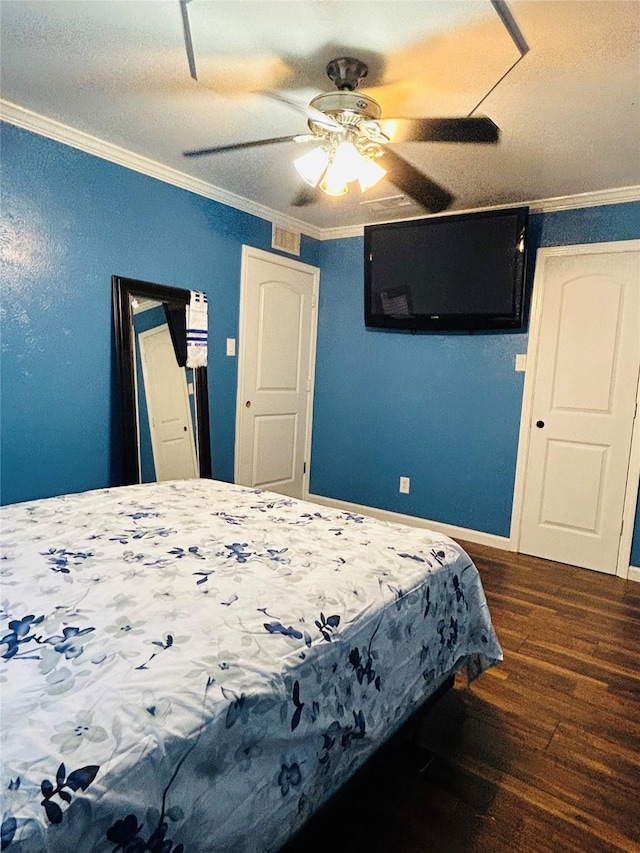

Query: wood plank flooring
[[282, 544, 640, 853]]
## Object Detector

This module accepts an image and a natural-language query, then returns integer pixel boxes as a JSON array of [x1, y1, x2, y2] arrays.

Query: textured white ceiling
[[1, 1, 639, 232]]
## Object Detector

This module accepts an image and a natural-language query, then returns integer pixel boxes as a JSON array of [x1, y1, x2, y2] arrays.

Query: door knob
[[536, 420, 545, 428], [245, 400, 252, 408]]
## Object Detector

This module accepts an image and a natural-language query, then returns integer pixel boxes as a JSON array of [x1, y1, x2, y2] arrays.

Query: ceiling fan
[[181, 1, 529, 213], [183, 56, 498, 212]]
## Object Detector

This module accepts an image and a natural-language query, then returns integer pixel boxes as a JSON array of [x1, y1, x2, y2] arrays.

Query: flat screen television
[[364, 206, 529, 331]]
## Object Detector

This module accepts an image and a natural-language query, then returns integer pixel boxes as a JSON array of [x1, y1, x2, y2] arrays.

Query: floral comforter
[[0, 479, 502, 852]]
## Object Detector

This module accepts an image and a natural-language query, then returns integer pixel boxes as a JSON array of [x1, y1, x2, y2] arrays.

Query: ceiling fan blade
[[490, 0, 530, 56], [183, 135, 305, 157], [259, 91, 341, 131], [179, 0, 197, 81], [378, 117, 499, 144], [378, 149, 453, 213], [290, 186, 319, 207]]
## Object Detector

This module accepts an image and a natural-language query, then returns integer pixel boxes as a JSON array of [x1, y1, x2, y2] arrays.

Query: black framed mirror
[[112, 275, 212, 485]]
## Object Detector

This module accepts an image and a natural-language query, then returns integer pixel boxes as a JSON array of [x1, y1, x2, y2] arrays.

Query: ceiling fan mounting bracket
[[326, 57, 368, 91]]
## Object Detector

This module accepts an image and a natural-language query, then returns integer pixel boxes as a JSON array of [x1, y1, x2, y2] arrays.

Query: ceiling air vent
[[359, 194, 417, 213], [272, 224, 301, 256]]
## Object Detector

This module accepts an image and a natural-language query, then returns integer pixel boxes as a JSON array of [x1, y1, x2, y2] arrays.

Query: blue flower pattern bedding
[[0, 479, 502, 852]]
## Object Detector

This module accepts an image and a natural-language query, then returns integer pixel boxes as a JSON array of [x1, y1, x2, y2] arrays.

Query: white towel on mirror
[[187, 290, 208, 368]]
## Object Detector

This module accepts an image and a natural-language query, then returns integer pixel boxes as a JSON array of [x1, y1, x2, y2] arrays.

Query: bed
[[0, 479, 502, 852]]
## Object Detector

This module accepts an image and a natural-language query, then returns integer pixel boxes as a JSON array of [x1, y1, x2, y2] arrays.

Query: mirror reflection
[[131, 296, 198, 482], [113, 276, 211, 485]]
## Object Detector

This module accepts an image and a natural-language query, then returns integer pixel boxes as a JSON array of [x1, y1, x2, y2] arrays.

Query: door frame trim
[[234, 245, 320, 498], [510, 240, 640, 579]]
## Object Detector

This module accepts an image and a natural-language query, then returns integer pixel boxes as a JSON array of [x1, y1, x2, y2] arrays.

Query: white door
[[235, 246, 319, 499], [517, 241, 640, 574], [139, 324, 198, 481]]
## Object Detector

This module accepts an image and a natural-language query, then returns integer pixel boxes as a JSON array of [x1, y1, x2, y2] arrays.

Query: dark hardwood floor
[[283, 544, 640, 853]]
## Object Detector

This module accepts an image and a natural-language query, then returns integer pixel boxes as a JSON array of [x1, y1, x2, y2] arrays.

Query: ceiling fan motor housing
[[308, 91, 382, 134]]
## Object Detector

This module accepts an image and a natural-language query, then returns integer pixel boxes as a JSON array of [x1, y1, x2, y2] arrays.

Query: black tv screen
[[364, 206, 528, 331]]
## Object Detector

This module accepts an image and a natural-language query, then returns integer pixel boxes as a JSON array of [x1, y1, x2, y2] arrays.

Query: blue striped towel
[[186, 290, 208, 368]]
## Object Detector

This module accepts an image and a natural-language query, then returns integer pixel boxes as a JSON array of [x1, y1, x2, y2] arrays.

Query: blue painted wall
[[1, 122, 638, 566], [0, 122, 319, 504], [310, 203, 640, 562], [310, 236, 528, 533]]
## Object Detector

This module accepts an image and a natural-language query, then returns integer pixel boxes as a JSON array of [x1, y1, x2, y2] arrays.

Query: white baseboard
[[304, 493, 640, 579], [306, 493, 514, 551]]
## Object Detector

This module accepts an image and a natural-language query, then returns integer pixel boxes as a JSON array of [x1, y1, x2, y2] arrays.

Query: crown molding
[[0, 100, 325, 241], [532, 184, 640, 212], [3, 99, 638, 244], [320, 185, 640, 240]]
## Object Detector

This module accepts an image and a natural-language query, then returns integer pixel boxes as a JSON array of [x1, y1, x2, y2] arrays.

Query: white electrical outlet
[[515, 353, 527, 372], [226, 338, 236, 357], [399, 476, 410, 494]]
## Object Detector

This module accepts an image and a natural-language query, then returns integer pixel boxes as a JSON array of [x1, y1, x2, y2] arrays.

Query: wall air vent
[[272, 224, 301, 256]]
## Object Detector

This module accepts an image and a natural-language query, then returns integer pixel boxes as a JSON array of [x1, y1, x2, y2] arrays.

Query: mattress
[[0, 479, 502, 852]]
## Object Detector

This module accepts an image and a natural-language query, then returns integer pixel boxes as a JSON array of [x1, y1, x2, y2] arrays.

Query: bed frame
[[280, 673, 456, 849]]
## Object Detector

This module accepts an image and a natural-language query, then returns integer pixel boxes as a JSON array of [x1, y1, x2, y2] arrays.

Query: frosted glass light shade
[[294, 147, 330, 187], [319, 142, 361, 196], [357, 155, 387, 192]]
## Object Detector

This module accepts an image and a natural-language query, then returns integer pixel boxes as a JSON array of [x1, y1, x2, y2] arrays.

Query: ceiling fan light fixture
[[318, 140, 386, 197], [295, 136, 387, 198]]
